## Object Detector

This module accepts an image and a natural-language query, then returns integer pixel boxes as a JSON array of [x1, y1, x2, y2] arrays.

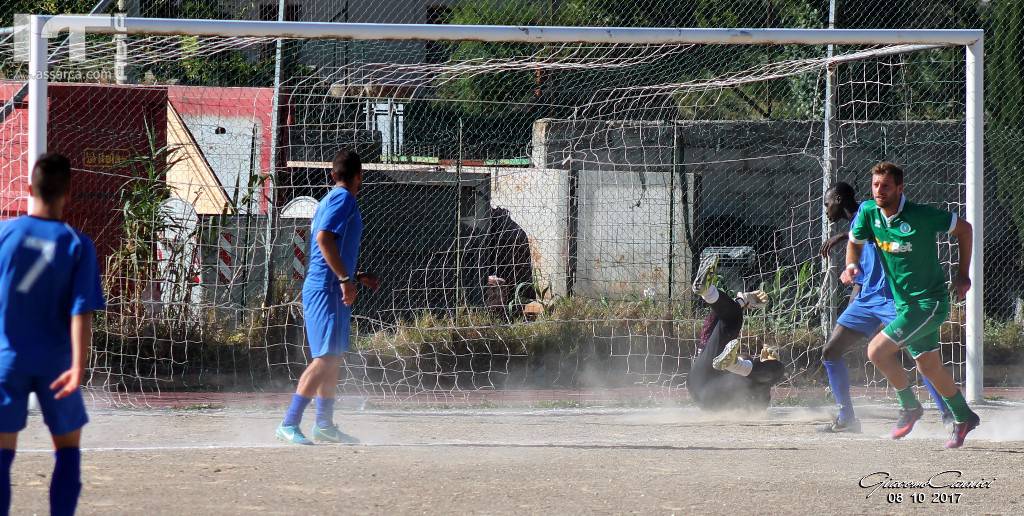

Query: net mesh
[[0, 26, 971, 403]]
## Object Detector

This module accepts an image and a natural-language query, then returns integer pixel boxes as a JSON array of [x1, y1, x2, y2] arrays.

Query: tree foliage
[[986, 1, 1024, 261], [137, 1, 275, 87], [438, 0, 835, 122], [2, 0, 98, 28]]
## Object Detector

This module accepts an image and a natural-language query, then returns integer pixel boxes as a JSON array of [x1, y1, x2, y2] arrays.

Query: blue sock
[[281, 394, 312, 427], [50, 448, 80, 516], [921, 376, 950, 415], [824, 359, 855, 423], [315, 397, 335, 429], [1, 449, 14, 516]]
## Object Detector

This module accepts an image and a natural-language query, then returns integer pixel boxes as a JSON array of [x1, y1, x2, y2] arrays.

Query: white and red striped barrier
[[217, 231, 235, 283]]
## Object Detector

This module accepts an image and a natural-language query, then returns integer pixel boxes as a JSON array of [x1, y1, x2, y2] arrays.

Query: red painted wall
[[0, 84, 276, 269], [0, 82, 29, 217], [0, 83, 168, 266]]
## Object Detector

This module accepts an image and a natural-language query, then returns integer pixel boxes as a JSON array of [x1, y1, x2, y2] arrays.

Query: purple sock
[[281, 394, 312, 427]]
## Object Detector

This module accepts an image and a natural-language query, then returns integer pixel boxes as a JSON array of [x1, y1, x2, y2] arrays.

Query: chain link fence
[[73, 0, 1019, 319]]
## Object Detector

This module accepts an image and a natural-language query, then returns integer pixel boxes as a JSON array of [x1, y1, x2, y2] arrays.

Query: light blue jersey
[[0, 216, 105, 366], [302, 187, 363, 357], [304, 187, 363, 290], [0, 215, 104, 435]]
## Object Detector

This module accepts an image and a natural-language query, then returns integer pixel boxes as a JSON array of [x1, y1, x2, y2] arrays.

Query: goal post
[[965, 39, 984, 404], [20, 15, 984, 402]]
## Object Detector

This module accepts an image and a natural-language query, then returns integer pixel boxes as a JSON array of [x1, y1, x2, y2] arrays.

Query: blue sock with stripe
[[281, 394, 312, 427], [1, 448, 13, 516], [49, 448, 80, 516], [824, 359, 855, 423], [921, 376, 950, 416]]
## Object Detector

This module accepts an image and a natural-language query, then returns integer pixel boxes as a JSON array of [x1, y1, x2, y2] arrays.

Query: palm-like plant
[[105, 118, 186, 318]]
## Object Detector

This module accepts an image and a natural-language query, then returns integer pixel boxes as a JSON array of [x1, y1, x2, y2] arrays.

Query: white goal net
[[0, 19, 979, 404]]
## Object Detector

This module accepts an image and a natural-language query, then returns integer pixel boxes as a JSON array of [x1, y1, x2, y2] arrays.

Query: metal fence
[[30, 0, 1008, 320], [0, 1, 1018, 398]]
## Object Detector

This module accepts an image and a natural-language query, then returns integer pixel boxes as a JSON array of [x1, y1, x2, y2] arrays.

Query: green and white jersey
[[849, 195, 957, 307]]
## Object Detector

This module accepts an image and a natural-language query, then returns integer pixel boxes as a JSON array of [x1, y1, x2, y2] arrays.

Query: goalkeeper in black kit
[[687, 254, 786, 410]]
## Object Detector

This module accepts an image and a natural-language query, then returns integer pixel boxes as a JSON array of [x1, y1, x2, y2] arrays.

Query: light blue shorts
[[836, 295, 897, 337], [302, 283, 352, 357]]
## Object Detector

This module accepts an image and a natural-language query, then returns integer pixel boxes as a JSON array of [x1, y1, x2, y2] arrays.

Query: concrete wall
[[495, 119, 693, 302], [490, 167, 569, 299], [676, 120, 977, 238], [523, 118, 984, 299]]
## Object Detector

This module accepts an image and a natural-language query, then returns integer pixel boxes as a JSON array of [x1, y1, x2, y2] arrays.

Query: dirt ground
[[7, 401, 1024, 515]]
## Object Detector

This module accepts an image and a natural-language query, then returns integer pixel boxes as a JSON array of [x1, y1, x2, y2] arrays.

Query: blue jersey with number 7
[[0, 216, 105, 367]]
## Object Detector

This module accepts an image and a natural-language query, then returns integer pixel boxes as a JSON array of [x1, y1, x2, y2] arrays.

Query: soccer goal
[[9, 16, 984, 403]]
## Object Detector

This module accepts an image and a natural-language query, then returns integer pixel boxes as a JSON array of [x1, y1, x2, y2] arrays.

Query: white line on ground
[[17, 436, 891, 454], [18, 444, 294, 453]]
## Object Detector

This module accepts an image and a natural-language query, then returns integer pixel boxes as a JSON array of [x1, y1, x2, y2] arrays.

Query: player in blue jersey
[[276, 150, 379, 445], [817, 182, 950, 433], [0, 153, 106, 516]]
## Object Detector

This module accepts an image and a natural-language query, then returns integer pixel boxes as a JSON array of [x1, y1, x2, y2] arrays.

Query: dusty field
[[7, 401, 1024, 514]]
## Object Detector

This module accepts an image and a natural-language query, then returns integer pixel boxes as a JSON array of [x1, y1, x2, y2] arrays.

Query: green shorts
[[882, 301, 949, 359]]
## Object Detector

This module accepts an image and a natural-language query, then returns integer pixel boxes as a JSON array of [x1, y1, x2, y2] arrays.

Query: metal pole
[[263, 0, 286, 308], [21, 32, 45, 409], [965, 38, 984, 403], [28, 16, 48, 172], [566, 156, 578, 298], [115, 0, 128, 83], [820, 0, 838, 334], [455, 118, 464, 310], [344, 0, 349, 89], [668, 124, 677, 300], [388, 98, 395, 161]]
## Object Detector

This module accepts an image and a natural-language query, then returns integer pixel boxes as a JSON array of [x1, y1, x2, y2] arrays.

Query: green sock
[[942, 390, 974, 423], [896, 387, 921, 409]]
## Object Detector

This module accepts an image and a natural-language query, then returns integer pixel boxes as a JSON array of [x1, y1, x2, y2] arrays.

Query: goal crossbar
[[29, 15, 983, 45], [21, 15, 986, 403]]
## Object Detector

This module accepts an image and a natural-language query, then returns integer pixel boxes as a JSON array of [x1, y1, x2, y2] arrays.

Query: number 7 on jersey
[[17, 236, 56, 293]]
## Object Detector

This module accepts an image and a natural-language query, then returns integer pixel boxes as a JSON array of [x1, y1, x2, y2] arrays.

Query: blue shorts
[[302, 283, 352, 357], [836, 295, 897, 337], [0, 357, 89, 435]]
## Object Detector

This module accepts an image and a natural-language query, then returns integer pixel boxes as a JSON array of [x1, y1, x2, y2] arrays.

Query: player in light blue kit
[[0, 153, 106, 516], [818, 182, 950, 433], [276, 150, 379, 445]]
